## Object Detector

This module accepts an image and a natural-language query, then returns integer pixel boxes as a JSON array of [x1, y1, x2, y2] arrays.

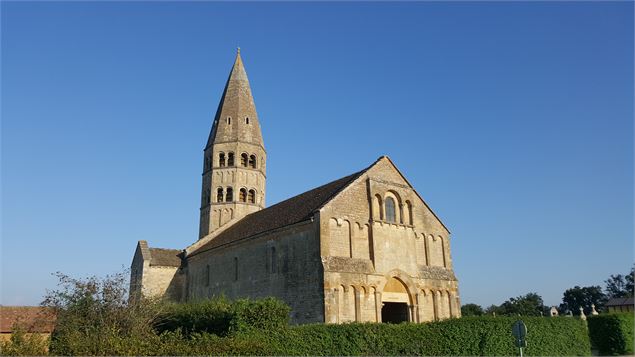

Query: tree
[[484, 304, 504, 316], [484, 293, 547, 316], [605, 265, 634, 298], [42, 271, 162, 355], [460, 303, 484, 317], [498, 292, 547, 316], [559, 285, 607, 315]]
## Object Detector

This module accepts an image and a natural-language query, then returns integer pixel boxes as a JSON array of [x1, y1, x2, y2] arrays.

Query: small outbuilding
[[0, 306, 56, 341], [605, 297, 634, 313]]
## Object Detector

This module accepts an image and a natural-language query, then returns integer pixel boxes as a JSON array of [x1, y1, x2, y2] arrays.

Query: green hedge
[[256, 317, 591, 356], [155, 296, 290, 336], [588, 313, 634, 356], [42, 293, 592, 356], [146, 316, 590, 356]]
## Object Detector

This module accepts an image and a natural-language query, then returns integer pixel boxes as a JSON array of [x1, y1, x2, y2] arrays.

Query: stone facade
[[130, 50, 461, 324], [319, 158, 459, 323]]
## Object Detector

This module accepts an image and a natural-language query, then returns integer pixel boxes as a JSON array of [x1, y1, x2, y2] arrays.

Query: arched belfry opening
[[381, 277, 411, 323]]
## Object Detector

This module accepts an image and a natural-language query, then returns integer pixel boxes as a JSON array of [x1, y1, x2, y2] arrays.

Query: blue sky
[[1, 2, 633, 308]]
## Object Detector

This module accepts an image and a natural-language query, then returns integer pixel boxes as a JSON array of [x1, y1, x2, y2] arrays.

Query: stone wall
[[129, 241, 149, 300], [142, 265, 183, 300], [186, 220, 324, 324]]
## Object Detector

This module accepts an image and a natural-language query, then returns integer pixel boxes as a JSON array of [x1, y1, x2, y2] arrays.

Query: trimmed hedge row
[[24, 295, 593, 356], [588, 313, 634, 356], [259, 317, 591, 356], [96, 316, 589, 356], [155, 297, 290, 336]]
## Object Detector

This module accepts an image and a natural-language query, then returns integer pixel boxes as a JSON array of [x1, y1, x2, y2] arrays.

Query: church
[[130, 50, 461, 324]]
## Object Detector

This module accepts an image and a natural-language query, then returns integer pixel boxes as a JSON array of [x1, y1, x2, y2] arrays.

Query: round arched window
[[385, 197, 396, 223]]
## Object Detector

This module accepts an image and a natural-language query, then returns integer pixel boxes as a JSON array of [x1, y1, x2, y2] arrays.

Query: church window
[[234, 257, 238, 281], [227, 116, 231, 124], [385, 197, 396, 223], [219, 153, 226, 167], [226, 187, 233, 202], [406, 201, 413, 225], [205, 264, 210, 287], [241, 153, 248, 167], [249, 155, 256, 168], [248, 189, 255, 203], [228, 152, 234, 166], [239, 188, 247, 202], [270, 247, 276, 273], [245, 117, 249, 124], [216, 188, 224, 202]]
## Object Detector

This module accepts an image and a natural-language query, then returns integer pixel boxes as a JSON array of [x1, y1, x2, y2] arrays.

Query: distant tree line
[[461, 265, 634, 317]]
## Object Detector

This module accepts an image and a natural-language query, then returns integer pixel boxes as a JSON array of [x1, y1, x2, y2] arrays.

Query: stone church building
[[130, 50, 461, 324]]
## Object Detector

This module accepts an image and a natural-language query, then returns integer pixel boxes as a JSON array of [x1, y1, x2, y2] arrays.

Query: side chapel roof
[[149, 248, 182, 267]]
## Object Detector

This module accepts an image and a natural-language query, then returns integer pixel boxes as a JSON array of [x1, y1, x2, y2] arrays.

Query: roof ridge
[[267, 168, 366, 211], [311, 159, 379, 212], [149, 247, 180, 252]]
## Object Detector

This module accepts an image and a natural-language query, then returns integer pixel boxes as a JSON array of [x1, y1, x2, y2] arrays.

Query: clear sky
[[1, 2, 633, 308]]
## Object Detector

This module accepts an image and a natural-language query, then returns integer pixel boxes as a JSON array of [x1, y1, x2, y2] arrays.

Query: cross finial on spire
[[237, 47, 241, 54]]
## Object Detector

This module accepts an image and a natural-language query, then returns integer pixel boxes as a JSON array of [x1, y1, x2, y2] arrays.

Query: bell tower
[[199, 49, 266, 239]]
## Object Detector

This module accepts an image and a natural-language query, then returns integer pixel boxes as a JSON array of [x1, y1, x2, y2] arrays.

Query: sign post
[[512, 320, 527, 357]]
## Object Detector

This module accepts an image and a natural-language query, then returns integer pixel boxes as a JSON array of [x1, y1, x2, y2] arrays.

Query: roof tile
[[149, 248, 181, 267], [189, 169, 367, 256], [0, 306, 56, 333]]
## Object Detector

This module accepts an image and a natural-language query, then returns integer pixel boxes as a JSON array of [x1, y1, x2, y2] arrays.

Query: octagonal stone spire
[[206, 49, 264, 149], [198, 50, 267, 239]]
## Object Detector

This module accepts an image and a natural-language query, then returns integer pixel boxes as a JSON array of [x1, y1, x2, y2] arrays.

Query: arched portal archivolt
[[378, 269, 418, 302], [381, 277, 410, 303], [379, 274, 415, 323]]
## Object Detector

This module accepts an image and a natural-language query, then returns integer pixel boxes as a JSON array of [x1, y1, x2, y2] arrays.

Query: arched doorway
[[381, 277, 411, 323]]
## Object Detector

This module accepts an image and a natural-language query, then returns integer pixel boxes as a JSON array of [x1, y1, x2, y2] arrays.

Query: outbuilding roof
[[0, 306, 56, 333], [605, 297, 634, 306], [149, 248, 182, 267]]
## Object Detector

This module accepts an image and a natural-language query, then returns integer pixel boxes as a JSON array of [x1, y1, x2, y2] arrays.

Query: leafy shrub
[[155, 297, 233, 336], [588, 313, 634, 355], [155, 296, 290, 336], [229, 297, 290, 334], [43, 271, 163, 356], [0, 325, 49, 356]]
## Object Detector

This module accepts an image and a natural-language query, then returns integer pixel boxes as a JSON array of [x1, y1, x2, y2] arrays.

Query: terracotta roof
[[149, 248, 182, 267], [606, 297, 634, 306], [0, 306, 56, 333], [189, 168, 368, 256]]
